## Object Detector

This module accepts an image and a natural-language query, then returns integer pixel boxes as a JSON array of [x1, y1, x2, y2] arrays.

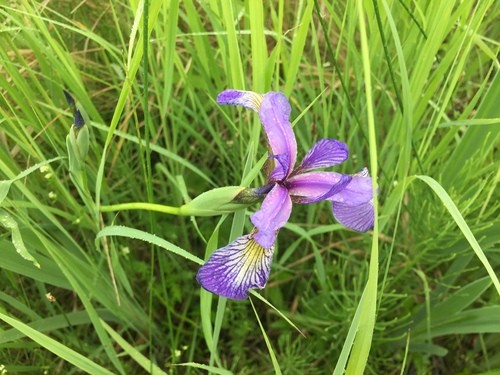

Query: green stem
[[100, 202, 182, 215]]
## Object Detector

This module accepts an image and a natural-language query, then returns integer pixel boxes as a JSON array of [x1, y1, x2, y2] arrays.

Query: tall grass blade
[[0, 312, 114, 375], [250, 298, 282, 375], [102, 320, 167, 375], [414, 175, 500, 296], [345, 1, 380, 372], [96, 226, 203, 265]]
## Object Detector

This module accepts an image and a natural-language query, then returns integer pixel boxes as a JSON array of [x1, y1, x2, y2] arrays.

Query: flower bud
[[179, 186, 262, 216], [66, 124, 89, 173], [66, 127, 81, 173], [76, 124, 89, 161]]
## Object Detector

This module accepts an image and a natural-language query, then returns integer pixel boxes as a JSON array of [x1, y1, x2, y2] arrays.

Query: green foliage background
[[0, 0, 499, 373]]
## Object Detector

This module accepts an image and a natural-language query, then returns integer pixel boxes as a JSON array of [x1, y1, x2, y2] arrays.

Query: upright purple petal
[[258, 92, 297, 180], [286, 172, 352, 204], [197, 234, 274, 300], [251, 184, 292, 248], [297, 139, 349, 172], [268, 153, 291, 182], [332, 200, 374, 232], [217, 90, 263, 112]]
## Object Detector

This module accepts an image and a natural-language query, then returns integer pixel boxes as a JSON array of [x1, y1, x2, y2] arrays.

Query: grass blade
[[414, 175, 500, 296], [0, 312, 114, 375]]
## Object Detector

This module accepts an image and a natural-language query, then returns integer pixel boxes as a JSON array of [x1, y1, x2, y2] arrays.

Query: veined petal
[[258, 92, 297, 180], [332, 200, 374, 232], [331, 167, 373, 206], [217, 90, 263, 112], [251, 183, 292, 248], [197, 234, 274, 300], [286, 172, 352, 204], [330, 168, 375, 232], [297, 139, 349, 171]]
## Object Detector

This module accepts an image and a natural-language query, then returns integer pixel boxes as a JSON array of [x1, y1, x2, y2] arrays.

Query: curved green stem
[[100, 202, 182, 215]]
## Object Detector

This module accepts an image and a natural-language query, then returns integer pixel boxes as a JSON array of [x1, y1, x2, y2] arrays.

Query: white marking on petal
[[355, 167, 369, 177]]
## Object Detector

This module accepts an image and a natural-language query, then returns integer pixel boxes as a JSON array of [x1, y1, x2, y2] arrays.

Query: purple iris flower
[[197, 90, 374, 300]]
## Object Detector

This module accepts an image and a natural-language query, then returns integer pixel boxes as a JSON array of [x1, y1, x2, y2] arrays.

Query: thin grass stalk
[[345, 0, 380, 372]]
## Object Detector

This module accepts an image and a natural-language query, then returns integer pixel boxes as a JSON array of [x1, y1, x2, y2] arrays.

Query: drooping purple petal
[[258, 92, 297, 180], [332, 200, 374, 232], [251, 183, 292, 248], [330, 168, 375, 232], [286, 172, 352, 204], [217, 90, 263, 112], [197, 234, 274, 300], [330, 167, 373, 206], [297, 139, 349, 171]]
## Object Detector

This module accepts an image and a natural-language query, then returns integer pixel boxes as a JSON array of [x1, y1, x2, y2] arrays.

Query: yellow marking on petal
[[197, 233, 274, 299], [233, 237, 269, 289], [249, 93, 263, 112], [239, 91, 263, 112]]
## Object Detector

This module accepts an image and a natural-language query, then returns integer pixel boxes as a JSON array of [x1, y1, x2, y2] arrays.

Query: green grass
[[1, 0, 499, 373]]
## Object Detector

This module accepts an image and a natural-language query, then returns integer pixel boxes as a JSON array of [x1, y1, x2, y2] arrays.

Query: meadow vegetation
[[0, 0, 499, 373]]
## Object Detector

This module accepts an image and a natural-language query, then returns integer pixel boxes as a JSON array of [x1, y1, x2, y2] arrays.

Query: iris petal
[[251, 184, 292, 248], [258, 92, 297, 180], [330, 168, 374, 232], [332, 200, 374, 232], [268, 153, 291, 182], [297, 139, 349, 171], [217, 90, 263, 112], [196, 234, 274, 300], [286, 172, 352, 203], [331, 167, 373, 206]]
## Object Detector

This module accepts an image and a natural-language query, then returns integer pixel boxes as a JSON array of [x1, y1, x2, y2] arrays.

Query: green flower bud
[[76, 125, 89, 162], [66, 107, 89, 172], [180, 186, 262, 216], [66, 126, 81, 173]]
